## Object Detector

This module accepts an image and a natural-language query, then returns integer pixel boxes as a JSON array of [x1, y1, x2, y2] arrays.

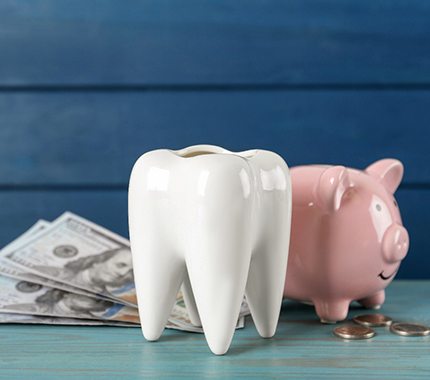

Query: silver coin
[[390, 322, 430, 337], [333, 325, 376, 340], [353, 313, 393, 327]]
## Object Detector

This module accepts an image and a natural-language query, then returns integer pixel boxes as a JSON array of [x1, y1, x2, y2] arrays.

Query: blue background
[[0, 1, 428, 278]]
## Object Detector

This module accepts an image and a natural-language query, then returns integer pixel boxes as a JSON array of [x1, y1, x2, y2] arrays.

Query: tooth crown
[[129, 145, 292, 355]]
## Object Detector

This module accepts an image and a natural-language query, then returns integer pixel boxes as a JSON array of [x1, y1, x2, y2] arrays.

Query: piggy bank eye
[[375, 204, 382, 212], [393, 199, 398, 207]]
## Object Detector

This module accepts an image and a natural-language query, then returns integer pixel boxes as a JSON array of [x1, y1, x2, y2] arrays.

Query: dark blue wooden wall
[[0, 1, 429, 278]]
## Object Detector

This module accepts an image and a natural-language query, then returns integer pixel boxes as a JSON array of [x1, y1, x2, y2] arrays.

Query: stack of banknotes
[[0, 212, 247, 331]]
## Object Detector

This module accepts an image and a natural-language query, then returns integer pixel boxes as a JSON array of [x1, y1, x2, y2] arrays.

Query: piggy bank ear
[[316, 166, 354, 213], [365, 159, 404, 193]]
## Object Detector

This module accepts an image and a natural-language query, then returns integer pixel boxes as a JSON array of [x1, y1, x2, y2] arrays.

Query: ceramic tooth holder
[[128, 145, 292, 355]]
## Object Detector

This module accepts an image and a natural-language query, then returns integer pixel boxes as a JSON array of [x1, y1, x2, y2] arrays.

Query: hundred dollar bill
[[0, 275, 139, 323], [0, 258, 123, 303], [3, 212, 249, 331], [0, 312, 139, 327], [168, 291, 246, 333], [0, 220, 131, 306], [4, 212, 137, 307], [0, 276, 240, 332], [169, 304, 245, 333], [0, 310, 243, 331], [167, 316, 245, 333]]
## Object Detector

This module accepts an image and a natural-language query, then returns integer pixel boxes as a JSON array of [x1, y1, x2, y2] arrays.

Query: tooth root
[[129, 159, 186, 342], [186, 241, 251, 355], [181, 269, 201, 327], [245, 245, 289, 338], [132, 244, 185, 341]]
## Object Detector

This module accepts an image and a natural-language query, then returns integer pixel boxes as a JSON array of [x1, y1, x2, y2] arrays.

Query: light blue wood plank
[[0, 0, 430, 85], [0, 281, 428, 379], [0, 188, 427, 279], [0, 90, 429, 184]]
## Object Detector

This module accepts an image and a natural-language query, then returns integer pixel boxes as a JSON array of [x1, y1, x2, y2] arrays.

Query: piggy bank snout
[[382, 224, 409, 263]]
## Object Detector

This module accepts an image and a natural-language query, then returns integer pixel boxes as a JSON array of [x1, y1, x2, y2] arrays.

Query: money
[[0, 275, 139, 324], [168, 303, 245, 333], [353, 313, 393, 327], [0, 274, 242, 332], [0, 221, 124, 305], [167, 315, 245, 333], [390, 322, 430, 337], [167, 291, 245, 333], [0, 259, 121, 304], [333, 325, 376, 340], [0, 312, 138, 327], [0, 212, 249, 332], [4, 212, 137, 307]]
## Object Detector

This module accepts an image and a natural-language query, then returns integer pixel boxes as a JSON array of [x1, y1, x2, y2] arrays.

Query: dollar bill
[[0, 220, 131, 305], [0, 259, 123, 304], [168, 305, 245, 333], [0, 312, 139, 327], [169, 291, 246, 332], [0, 275, 243, 332], [2, 212, 249, 331], [4, 212, 137, 307], [0, 275, 140, 323], [0, 311, 244, 332]]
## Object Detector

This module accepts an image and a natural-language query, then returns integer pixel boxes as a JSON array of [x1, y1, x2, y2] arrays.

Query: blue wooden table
[[0, 280, 428, 379]]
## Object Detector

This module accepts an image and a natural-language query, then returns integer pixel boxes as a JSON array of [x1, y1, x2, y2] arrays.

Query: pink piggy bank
[[284, 159, 409, 323]]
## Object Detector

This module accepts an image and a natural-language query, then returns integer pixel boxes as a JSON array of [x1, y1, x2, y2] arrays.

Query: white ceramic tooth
[[244, 153, 292, 338], [184, 172, 254, 355], [128, 145, 291, 355], [128, 154, 186, 341]]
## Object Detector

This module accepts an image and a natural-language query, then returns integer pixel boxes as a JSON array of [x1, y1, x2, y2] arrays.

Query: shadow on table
[[139, 299, 373, 358]]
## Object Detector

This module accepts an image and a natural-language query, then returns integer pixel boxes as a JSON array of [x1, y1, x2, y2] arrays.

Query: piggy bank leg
[[358, 290, 385, 310], [314, 300, 350, 323]]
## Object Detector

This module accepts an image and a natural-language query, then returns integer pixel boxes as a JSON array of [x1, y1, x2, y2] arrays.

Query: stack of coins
[[333, 313, 430, 340]]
